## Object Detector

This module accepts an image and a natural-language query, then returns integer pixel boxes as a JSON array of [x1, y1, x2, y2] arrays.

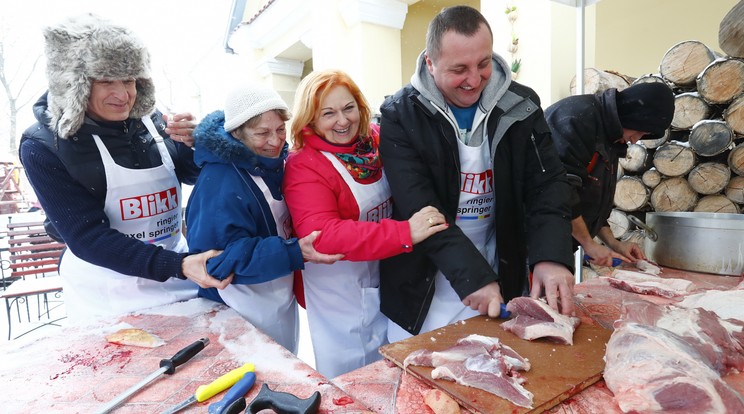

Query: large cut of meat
[[678, 286, 744, 322], [620, 300, 744, 374], [604, 322, 744, 413], [432, 354, 533, 409], [501, 297, 581, 345], [607, 269, 696, 298], [404, 334, 533, 408]]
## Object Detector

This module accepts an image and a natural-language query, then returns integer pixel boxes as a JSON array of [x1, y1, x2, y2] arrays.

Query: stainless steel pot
[[628, 212, 744, 276]]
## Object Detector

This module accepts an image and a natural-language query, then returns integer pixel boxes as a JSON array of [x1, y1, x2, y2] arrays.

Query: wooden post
[[651, 177, 698, 212], [719, 0, 744, 58], [660, 40, 717, 87], [613, 176, 649, 212], [724, 94, 744, 135], [725, 175, 744, 204], [694, 194, 740, 214], [728, 143, 744, 176], [641, 168, 663, 188], [570, 68, 630, 95], [687, 162, 731, 195], [688, 120, 734, 157], [671, 92, 712, 130], [607, 209, 630, 239], [696, 58, 744, 104], [653, 142, 697, 177], [618, 143, 650, 173]]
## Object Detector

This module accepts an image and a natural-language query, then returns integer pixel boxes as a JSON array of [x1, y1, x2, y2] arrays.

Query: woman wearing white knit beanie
[[185, 83, 343, 353]]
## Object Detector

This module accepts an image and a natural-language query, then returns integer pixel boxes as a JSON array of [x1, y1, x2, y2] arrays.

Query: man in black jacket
[[545, 82, 675, 267], [379, 5, 575, 340]]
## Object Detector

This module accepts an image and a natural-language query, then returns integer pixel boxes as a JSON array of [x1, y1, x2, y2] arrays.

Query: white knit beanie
[[43, 13, 155, 139], [224, 84, 289, 132]]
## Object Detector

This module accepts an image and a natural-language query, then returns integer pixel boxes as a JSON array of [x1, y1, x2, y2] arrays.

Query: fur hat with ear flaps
[[43, 13, 156, 139]]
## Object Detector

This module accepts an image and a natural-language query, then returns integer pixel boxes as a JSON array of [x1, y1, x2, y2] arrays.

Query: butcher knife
[[584, 254, 622, 267], [95, 337, 210, 414], [160, 362, 255, 414]]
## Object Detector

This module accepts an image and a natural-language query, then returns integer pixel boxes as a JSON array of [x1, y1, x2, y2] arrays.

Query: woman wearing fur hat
[[19, 14, 231, 321], [283, 69, 447, 377], [185, 85, 342, 353], [545, 82, 675, 267]]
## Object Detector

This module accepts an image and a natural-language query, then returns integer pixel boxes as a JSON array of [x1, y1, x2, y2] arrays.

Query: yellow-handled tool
[[160, 362, 255, 414]]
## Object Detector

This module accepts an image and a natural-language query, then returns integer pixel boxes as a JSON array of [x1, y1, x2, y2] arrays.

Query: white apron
[[61, 116, 198, 321], [215, 169, 298, 354], [302, 152, 391, 378], [388, 137, 497, 342]]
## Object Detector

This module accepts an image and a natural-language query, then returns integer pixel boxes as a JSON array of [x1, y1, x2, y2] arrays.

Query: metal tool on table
[[247, 383, 321, 414], [160, 362, 255, 414], [207, 371, 256, 414], [95, 337, 210, 414]]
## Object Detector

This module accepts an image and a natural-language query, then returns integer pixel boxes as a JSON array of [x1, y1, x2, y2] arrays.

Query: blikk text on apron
[[302, 152, 391, 378], [388, 136, 497, 342], [61, 116, 197, 321], [216, 167, 299, 354]]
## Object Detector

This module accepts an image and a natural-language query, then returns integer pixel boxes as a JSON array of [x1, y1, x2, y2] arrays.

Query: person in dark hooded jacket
[[185, 84, 342, 353], [545, 82, 675, 267]]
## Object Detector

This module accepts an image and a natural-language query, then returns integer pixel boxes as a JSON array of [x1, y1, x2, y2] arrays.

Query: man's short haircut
[[425, 5, 493, 62]]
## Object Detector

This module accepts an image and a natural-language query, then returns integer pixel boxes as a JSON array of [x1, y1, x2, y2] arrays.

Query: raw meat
[[404, 334, 533, 408], [678, 287, 744, 322], [620, 300, 744, 374], [607, 269, 696, 298], [501, 297, 581, 345], [431, 354, 534, 408], [604, 322, 744, 413], [635, 259, 661, 275]]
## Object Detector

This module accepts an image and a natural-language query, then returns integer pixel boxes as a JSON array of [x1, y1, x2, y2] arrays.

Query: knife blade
[[207, 371, 256, 414], [160, 362, 255, 414], [95, 337, 209, 414]]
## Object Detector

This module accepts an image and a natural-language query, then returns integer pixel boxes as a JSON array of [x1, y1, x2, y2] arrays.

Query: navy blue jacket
[[185, 110, 304, 291]]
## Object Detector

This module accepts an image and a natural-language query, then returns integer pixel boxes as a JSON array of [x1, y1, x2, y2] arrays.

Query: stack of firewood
[[574, 2, 744, 242]]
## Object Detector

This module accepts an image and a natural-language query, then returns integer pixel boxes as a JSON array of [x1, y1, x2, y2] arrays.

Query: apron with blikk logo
[[301, 152, 391, 378], [61, 116, 198, 321]]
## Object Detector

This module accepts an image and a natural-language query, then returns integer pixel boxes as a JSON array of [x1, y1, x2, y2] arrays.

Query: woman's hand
[[299, 231, 345, 264], [408, 206, 448, 244], [182, 249, 233, 289]]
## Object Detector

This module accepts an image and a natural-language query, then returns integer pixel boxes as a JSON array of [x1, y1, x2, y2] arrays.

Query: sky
[[0, 0, 244, 159]]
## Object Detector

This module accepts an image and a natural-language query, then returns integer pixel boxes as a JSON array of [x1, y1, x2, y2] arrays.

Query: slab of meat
[[634, 259, 661, 275], [620, 300, 744, 374], [501, 297, 581, 345], [404, 334, 533, 408], [604, 322, 744, 413], [431, 354, 534, 409], [607, 269, 696, 298], [678, 286, 744, 322]]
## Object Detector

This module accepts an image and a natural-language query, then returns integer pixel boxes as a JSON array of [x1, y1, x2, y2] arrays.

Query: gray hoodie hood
[[410, 50, 512, 114]]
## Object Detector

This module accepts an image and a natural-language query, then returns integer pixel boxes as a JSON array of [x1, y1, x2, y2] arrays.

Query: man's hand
[[462, 281, 504, 318], [163, 112, 196, 147], [299, 231, 345, 264], [182, 249, 232, 289], [584, 240, 629, 267], [530, 261, 575, 315], [609, 239, 646, 262]]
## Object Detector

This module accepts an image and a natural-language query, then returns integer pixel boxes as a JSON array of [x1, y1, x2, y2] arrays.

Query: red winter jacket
[[283, 124, 413, 261]]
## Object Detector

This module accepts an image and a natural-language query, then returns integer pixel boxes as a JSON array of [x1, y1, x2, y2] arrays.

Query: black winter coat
[[379, 82, 574, 335], [545, 88, 628, 239]]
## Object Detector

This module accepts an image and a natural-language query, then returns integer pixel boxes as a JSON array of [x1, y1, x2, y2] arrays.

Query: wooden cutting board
[[380, 315, 612, 414]]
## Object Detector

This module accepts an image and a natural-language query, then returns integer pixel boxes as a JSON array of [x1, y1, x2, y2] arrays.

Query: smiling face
[[87, 79, 137, 122], [312, 85, 360, 144], [426, 23, 493, 108], [232, 110, 287, 158]]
